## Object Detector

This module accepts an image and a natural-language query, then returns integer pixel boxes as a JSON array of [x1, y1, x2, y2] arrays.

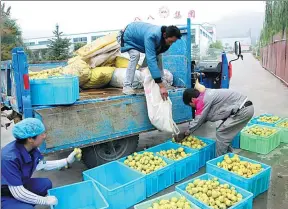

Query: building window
[[91, 35, 103, 41], [73, 37, 87, 43], [38, 41, 50, 45], [191, 34, 195, 44], [25, 42, 35, 46], [191, 29, 196, 35], [200, 29, 203, 35]]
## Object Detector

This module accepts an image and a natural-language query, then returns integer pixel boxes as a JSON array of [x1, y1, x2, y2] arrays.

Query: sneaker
[[123, 86, 136, 95]]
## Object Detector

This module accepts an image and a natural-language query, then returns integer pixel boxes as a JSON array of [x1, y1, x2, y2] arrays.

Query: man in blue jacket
[[117, 22, 182, 99]]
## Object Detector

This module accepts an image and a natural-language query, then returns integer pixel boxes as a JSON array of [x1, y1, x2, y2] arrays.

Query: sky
[[4, 1, 265, 39]]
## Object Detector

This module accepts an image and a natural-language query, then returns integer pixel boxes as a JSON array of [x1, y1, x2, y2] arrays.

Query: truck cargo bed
[[35, 88, 191, 154], [79, 88, 144, 100]]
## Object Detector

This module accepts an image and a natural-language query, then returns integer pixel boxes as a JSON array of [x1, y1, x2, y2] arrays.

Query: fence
[[260, 38, 288, 86]]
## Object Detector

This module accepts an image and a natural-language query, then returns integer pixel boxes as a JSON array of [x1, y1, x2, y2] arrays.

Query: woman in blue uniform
[[1, 118, 80, 209]]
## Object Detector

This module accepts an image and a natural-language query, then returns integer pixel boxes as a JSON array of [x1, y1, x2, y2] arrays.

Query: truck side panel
[[163, 22, 191, 88], [37, 89, 191, 154]]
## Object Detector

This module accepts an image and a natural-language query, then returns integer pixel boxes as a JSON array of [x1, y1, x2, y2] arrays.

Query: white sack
[[163, 69, 173, 86], [142, 67, 180, 134], [88, 48, 120, 68], [109, 68, 144, 89]]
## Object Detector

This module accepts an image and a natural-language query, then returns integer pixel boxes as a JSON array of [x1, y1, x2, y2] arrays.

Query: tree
[[74, 42, 86, 51], [47, 24, 71, 61], [1, 2, 11, 16], [209, 40, 223, 50], [1, 2, 25, 60], [260, 1, 288, 46]]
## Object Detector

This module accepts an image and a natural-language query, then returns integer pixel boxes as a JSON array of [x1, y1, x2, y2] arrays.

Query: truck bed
[[79, 88, 144, 100], [35, 88, 191, 154]]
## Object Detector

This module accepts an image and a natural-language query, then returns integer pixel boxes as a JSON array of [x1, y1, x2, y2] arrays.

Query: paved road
[[1, 53, 288, 209]]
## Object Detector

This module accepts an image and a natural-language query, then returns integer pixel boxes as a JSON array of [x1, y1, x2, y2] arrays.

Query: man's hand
[[174, 130, 191, 142], [158, 82, 168, 101]]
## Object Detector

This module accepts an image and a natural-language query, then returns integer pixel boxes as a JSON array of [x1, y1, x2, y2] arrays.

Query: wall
[[260, 39, 288, 85]]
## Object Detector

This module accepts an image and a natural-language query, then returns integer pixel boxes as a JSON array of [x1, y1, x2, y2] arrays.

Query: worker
[[177, 88, 254, 156], [1, 118, 80, 209], [117, 22, 182, 99]]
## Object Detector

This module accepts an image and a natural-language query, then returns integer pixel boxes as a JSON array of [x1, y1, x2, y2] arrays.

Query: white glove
[[66, 150, 77, 164], [45, 196, 58, 205]]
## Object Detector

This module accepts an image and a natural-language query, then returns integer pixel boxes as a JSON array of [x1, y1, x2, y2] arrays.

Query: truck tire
[[82, 135, 139, 169]]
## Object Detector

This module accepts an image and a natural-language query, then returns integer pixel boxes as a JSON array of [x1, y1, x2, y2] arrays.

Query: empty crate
[[83, 161, 146, 209], [30, 75, 79, 105], [48, 180, 108, 209]]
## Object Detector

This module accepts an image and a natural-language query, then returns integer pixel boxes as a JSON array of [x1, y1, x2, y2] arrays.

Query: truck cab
[[192, 41, 243, 90]]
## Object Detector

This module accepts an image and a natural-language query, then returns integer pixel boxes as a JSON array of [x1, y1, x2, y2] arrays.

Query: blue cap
[[12, 118, 45, 140]]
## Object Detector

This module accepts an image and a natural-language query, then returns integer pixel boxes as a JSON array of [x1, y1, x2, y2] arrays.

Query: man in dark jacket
[[117, 22, 182, 99], [177, 88, 254, 156]]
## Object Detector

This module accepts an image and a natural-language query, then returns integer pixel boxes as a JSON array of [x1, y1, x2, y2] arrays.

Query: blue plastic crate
[[232, 133, 240, 149], [171, 136, 216, 168], [206, 153, 271, 198], [176, 173, 254, 209], [83, 161, 146, 209], [250, 114, 282, 127], [48, 180, 108, 209], [30, 75, 79, 106], [71, 75, 80, 100], [146, 141, 200, 182], [134, 191, 200, 209], [119, 151, 175, 197]]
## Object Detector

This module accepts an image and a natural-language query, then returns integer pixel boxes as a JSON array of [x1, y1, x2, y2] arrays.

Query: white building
[[24, 29, 119, 52], [24, 23, 214, 59], [191, 24, 214, 58], [202, 23, 217, 42]]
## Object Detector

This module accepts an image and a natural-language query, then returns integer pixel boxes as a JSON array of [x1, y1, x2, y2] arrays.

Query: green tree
[[1, 3, 24, 60], [260, 1, 288, 46], [74, 42, 86, 51], [47, 24, 71, 61], [209, 40, 223, 50]]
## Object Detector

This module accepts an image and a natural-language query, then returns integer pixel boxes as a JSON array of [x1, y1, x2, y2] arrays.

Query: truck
[[1, 18, 243, 168]]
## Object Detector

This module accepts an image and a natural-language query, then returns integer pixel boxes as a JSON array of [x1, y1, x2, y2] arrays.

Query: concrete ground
[[1, 53, 288, 209]]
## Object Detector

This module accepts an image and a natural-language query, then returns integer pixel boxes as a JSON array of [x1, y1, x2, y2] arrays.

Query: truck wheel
[[82, 135, 139, 169]]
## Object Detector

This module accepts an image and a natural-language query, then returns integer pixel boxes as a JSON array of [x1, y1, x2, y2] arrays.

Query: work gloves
[[174, 130, 190, 142], [45, 196, 58, 205], [66, 148, 82, 167]]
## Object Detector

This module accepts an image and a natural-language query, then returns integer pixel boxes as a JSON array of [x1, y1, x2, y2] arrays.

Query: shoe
[[123, 86, 136, 95]]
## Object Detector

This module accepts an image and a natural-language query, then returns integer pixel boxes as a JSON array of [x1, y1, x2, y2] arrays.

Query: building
[[220, 37, 252, 52], [24, 23, 214, 59], [24, 29, 119, 52], [191, 24, 214, 58], [202, 23, 217, 42]]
